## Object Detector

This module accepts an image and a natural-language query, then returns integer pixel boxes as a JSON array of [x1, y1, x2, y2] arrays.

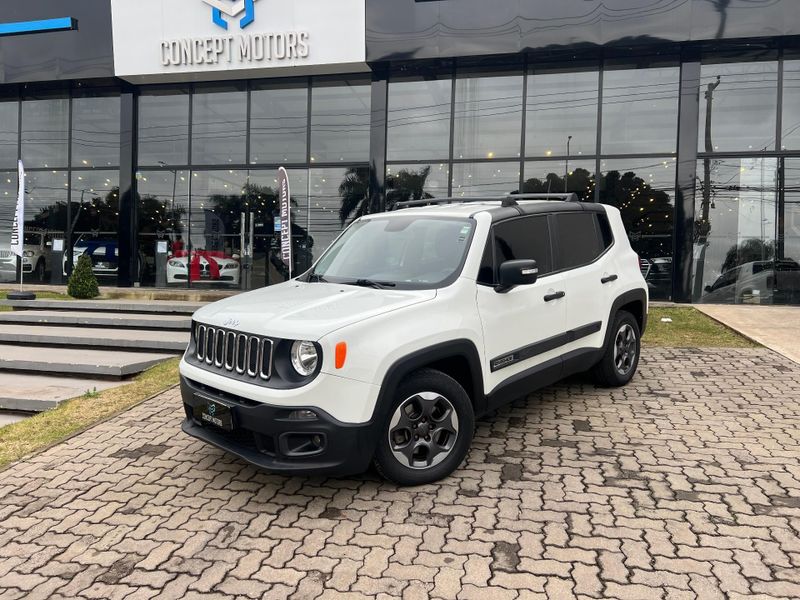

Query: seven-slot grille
[[194, 323, 273, 379]]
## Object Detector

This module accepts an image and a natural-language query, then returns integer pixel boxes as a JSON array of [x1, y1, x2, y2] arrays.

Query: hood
[[193, 280, 437, 340]]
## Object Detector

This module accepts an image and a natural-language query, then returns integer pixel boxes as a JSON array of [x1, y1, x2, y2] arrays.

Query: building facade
[[0, 0, 798, 304]]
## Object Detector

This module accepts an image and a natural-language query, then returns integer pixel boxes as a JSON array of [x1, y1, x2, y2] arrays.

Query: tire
[[373, 368, 474, 486], [34, 260, 46, 283], [592, 310, 641, 387]]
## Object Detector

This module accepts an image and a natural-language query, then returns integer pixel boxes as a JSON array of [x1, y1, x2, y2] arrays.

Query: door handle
[[601, 274, 618, 284], [544, 291, 565, 302]]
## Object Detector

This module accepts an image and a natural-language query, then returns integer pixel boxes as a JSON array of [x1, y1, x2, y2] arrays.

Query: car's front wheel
[[374, 368, 474, 486], [34, 260, 46, 283], [592, 310, 641, 387]]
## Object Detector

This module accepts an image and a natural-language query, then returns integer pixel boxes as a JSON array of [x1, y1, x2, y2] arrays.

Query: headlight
[[290, 340, 318, 376], [23, 250, 34, 257], [168, 260, 184, 268]]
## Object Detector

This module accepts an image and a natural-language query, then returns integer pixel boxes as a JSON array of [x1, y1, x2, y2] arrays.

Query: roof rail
[[390, 192, 580, 211]]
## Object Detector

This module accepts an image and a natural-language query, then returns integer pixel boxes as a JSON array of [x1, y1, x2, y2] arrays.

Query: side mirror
[[496, 259, 538, 294], [704, 285, 712, 293]]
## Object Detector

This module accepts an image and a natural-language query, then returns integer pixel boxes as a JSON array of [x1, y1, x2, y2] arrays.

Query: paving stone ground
[[1, 347, 800, 600]]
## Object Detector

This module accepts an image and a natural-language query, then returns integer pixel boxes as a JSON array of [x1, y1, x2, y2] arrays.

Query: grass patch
[[0, 358, 180, 470], [644, 307, 758, 348], [0, 289, 75, 311]]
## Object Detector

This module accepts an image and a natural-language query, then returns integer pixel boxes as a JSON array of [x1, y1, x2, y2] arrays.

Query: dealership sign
[[111, 0, 365, 82]]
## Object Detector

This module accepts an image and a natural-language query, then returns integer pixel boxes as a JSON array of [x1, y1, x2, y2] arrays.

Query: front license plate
[[200, 397, 234, 431]]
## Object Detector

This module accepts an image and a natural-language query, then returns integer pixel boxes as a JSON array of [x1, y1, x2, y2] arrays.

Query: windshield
[[308, 216, 475, 289]]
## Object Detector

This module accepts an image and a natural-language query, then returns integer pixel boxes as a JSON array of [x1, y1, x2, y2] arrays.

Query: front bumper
[[180, 376, 377, 476]]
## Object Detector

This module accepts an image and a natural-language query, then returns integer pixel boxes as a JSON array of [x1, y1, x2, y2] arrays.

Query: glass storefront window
[[526, 69, 598, 159], [387, 79, 452, 161], [248, 169, 311, 283], [386, 163, 449, 208], [600, 158, 677, 299], [523, 160, 596, 203], [71, 96, 120, 169], [192, 87, 247, 165], [187, 170, 246, 288], [779, 159, 800, 303], [453, 75, 523, 160], [310, 81, 370, 163], [21, 98, 69, 168], [698, 61, 778, 153], [451, 162, 519, 197], [309, 166, 369, 261], [138, 92, 190, 167], [781, 60, 800, 151], [0, 102, 18, 169], [70, 170, 121, 282], [137, 169, 189, 287], [693, 157, 785, 303], [250, 84, 308, 165], [602, 66, 679, 155]]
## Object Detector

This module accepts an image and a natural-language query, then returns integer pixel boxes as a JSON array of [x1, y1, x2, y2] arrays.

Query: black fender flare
[[603, 288, 648, 350], [368, 339, 485, 433]]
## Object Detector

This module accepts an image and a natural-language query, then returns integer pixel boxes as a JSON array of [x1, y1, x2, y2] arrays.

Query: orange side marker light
[[335, 342, 347, 369]]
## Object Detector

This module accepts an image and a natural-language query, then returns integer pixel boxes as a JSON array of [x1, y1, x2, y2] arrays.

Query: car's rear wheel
[[373, 368, 473, 486], [592, 310, 641, 387]]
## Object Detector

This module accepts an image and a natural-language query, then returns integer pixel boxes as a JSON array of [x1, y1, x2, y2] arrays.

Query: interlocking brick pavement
[[1, 347, 799, 599]]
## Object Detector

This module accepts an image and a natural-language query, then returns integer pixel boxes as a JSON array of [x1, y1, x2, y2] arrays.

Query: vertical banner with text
[[10, 161, 24, 258], [278, 167, 292, 278]]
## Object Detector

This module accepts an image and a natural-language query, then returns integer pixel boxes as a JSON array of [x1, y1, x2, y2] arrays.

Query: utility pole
[[564, 135, 572, 193], [693, 75, 721, 300]]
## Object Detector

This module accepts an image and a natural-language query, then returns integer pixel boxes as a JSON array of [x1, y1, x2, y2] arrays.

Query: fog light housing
[[280, 432, 326, 457], [287, 409, 318, 421]]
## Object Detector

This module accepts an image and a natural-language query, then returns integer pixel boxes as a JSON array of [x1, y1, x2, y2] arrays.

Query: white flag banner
[[10, 160, 24, 258]]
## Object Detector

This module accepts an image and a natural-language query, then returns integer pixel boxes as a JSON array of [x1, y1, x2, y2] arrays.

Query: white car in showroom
[[0, 230, 53, 282], [167, 250, 241, 286]]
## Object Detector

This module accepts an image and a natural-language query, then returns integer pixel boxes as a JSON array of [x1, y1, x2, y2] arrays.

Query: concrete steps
[[0, 345, 175, 379], [0, 324, 189, 352], [0, 310, 191, 330], [1, 299, 202, 315], [0, 373, 130, 412]]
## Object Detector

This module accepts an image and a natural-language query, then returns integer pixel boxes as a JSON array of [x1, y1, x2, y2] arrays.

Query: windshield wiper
[[345, 278, 397, 289]]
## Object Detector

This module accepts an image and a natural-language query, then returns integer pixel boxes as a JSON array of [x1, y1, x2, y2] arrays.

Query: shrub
[[67, 254, 100, 299]]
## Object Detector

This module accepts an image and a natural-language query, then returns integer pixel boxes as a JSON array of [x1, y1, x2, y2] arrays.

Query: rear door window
[[552, 212, 604, 271]]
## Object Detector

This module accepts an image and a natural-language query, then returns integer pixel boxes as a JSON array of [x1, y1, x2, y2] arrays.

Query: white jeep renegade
[[180, 194, 648, 485]]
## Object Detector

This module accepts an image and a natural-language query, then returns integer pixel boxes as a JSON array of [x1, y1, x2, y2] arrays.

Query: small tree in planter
[[67, 254, 100, 299]]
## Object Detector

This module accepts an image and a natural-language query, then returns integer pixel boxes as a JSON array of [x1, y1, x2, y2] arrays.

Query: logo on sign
[[202, 0, 258, 30], [208, 403, 217, 416]]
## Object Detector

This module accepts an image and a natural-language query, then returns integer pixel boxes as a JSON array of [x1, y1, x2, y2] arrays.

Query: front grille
[[195, 323, 273, 380]]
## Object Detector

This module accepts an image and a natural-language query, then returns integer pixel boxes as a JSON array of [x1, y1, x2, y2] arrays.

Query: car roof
[[366, 199, 604, 222]]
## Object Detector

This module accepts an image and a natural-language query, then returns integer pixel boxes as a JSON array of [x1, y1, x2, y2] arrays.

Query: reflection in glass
[[600, 158, 677, 299], [693, 158, 788, 304], [21, 99, 69, 168], [0, 171, 69, 284], [452, 162, 519, 197], [453, 75, 523, 160], [138, 92, 190, 167], [0, 103, 18, 169], [310, 82, 370, 162], [137, 169, 190, 287], [526, 70, 598, 158], [71, 96, 120, 168], [187, 170, 246, 287], [387, 79, 451, 161], [779, 159, 800, 303], [523, 160, 595, 202], [310, 166, 369, 261], [782, 61, 800, 150], [698, 61, 778, 153], [192, 89, 247, 165], [602, 66, 679, 155], [248, 169, 311, 285], [69, 170, 121, 280], [250, 85, 308, 164], [386, 163, 449, 208]]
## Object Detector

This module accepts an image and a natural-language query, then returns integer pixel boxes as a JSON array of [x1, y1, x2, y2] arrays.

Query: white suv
[[180, 195, 648, 485]]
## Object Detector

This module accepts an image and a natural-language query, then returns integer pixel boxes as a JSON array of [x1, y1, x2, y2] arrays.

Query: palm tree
[[338, 167, 370, 227]]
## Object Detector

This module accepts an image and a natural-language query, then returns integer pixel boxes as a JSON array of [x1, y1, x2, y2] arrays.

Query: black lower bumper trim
[[180, 376, 376, 476]]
